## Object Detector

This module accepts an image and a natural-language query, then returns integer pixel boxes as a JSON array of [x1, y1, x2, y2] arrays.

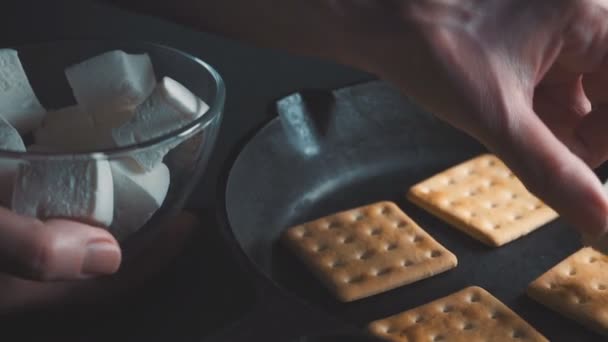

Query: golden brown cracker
[[407, 154, 557, 247], [281, 201, 457, 302], [369, 286, 548, 342], [527, 247, 608, 336]]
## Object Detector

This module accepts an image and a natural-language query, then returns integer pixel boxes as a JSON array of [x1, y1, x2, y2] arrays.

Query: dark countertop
[[0, 1, 370, 341]]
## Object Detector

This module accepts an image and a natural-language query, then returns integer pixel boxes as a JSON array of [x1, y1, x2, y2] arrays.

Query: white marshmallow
[[0, 49, 46, 133], [0, 116, 26, 206], [0, 116, 25, 152], [12, 159, 114, 227], [65, 50, 157, 128], [34, 105, 115, 151], [110, 161, 170, 240], [112, 77, 209, 171]]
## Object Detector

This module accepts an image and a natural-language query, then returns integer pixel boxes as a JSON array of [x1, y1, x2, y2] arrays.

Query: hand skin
[[0, 208, 196, 314], [106, 0, 608, 239]]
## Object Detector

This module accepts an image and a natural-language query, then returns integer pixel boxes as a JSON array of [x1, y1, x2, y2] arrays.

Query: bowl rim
[[0, 39, 226, 160]]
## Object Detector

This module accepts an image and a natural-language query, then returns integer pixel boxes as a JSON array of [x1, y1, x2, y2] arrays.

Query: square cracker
[[369, 286, 548, 342], [281, 201, 457, 302], [527, 247, 608, 336], [407, 154, 558, 247]]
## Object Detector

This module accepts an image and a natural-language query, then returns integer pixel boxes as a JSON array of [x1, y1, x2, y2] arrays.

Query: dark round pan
[[211, 81, 607, 341]]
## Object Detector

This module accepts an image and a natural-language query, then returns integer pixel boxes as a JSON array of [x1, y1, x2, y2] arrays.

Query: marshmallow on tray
[[112, 77, 209, 171], [12, 159, 114, 227], [0, 49, 46, 133], [34, 105, 114, 151], [0, 116, 26, 206], [65, 50, 157, 128], [110, 160, 170, 241]]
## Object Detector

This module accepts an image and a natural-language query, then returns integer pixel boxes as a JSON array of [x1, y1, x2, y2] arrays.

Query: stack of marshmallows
[[0, 49, 209, 241]]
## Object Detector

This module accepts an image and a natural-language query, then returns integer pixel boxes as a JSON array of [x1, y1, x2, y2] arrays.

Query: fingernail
[[81, 241, 121, 277]]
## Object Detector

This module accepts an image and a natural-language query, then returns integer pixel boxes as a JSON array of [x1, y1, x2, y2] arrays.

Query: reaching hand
[[0, 208, 196, 313], [334, 0, 608, 239]]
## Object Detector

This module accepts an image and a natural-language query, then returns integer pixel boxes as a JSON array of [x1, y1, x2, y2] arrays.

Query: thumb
[[484, 104, 608, 238], [0, 207, 121, 281]]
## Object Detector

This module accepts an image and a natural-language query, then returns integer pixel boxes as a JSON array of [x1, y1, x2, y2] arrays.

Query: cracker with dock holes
[[407, 154, 558, 247], [527, 247, 608, 337], [281, 201, 457, 302], [369, 286, 548, 342]]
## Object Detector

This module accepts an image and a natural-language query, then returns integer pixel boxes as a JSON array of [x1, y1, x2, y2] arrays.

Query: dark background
[[0, 1, 370, 341]]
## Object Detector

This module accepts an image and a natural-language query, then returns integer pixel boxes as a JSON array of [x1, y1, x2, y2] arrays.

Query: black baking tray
[[212, 80, 607, 341]]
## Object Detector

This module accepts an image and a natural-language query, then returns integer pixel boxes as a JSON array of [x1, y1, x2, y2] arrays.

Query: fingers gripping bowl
[[0, 41, 224, 243]]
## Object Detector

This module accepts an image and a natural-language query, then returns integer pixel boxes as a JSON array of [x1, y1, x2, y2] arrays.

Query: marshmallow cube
[[112, 77, 209, 171], [34, 105, 115, 151], [0, 116, 26, 152], [110, 161, 170, 240], [0, 49, 46, 133], [0, 116, 26, 205], [12, 159, 114, 227], [65, 50, 157, 128]]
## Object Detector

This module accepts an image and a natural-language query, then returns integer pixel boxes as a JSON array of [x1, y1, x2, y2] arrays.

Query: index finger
[[486, 105, 608, 239]]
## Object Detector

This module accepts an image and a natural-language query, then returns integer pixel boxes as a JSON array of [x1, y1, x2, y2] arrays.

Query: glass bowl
[[0, 40, 224, 251]]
